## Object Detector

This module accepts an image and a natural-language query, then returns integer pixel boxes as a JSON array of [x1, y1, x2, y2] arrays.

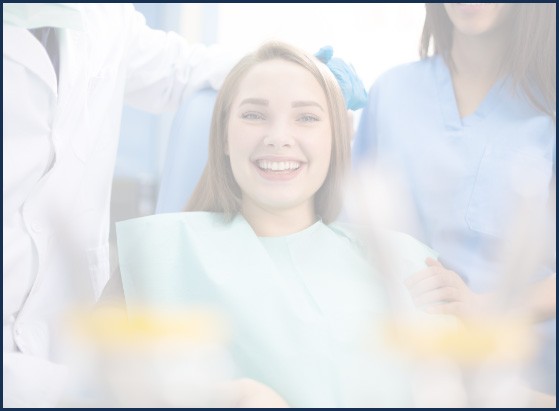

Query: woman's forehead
[[233, 59, 326, 103]]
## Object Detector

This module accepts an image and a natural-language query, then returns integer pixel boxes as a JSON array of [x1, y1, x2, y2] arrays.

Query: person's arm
[[121, 4, 238, 114], [97, 264, 126, 307], [405, 258, 556, 321]]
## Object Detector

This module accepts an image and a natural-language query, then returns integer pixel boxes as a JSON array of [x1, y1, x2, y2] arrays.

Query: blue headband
[[315, 46, 367, 111]]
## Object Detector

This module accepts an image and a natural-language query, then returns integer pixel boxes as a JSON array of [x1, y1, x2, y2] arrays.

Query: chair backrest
[[155, 88, 218, 213]]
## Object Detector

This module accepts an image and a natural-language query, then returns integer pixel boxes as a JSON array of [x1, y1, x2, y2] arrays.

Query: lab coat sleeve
[[97, 265, 126, 306], [3, 352, 68, 407], [122, 5, 237, 113]]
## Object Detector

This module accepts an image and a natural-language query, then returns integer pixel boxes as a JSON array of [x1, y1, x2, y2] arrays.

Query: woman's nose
[[263, 121, 295, 148]]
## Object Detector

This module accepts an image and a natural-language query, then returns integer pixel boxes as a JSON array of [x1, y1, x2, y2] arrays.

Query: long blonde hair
[[186, 41, 351, 224]]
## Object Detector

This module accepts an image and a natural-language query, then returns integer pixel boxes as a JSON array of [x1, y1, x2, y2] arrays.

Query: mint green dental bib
[[117, 212, 436, 407]]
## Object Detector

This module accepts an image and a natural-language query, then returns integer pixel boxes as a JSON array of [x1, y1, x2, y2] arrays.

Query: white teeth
[[257, 160, 301, 171]]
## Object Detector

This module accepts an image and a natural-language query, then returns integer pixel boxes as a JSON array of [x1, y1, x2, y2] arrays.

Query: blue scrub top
[[354, 55, 556, 292], [353, 55, 556, 393]]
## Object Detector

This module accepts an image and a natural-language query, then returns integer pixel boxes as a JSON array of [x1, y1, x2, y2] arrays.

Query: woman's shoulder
[[327, 221, 360, 244], [371, 56, 439, 93], [326, 222, 376, 256], [327, 222, 437, 267], [332, 223, 440, 281], [115, 212, 237, 267]]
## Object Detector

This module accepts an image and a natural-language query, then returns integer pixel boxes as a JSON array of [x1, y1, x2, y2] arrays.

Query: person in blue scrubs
[[353, 3, 555, 397]]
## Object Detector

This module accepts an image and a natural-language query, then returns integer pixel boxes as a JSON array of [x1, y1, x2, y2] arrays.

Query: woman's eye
[[241, 111, 266, 121], [297, 114, 320, 123]]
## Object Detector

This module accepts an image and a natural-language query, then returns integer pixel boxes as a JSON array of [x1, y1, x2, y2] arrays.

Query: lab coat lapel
[[3, 25, 57, 95], [56, 28, 87, 108]]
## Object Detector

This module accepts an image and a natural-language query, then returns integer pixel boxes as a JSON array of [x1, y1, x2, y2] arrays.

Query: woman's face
[[227, 59, 332, 219], [443, 3, 513, 37]]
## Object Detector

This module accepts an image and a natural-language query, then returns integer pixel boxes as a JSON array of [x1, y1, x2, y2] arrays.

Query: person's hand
[[522, 273, 556, 322], [404, 257, 485, 317], [314, 46, 367, 111]]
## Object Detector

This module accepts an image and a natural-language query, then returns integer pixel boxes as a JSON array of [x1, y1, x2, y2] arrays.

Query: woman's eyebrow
[[291, 100, 324, 111], [239, 98, 268, 106]]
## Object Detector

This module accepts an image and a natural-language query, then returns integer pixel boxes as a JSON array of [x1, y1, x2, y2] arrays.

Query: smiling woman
[[215, 58, 333, 235], [115, 41, 438, 407], [226, 59, 333, 235], [186, 41, 350, 234]]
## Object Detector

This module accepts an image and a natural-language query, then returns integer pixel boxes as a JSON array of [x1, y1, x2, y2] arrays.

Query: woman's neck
[[449, 29, 507, 117], [241, 201, 317, 237], [450, 29, 506, 82]]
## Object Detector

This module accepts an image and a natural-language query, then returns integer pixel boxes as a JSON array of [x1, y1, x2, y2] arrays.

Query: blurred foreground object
[[345, 165, 551, 407], [63, 306, 233, 407], [385, 314, 535, 364]]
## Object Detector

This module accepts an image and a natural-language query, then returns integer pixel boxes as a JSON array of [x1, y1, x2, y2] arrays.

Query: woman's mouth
[[254, 159, 304, 181]]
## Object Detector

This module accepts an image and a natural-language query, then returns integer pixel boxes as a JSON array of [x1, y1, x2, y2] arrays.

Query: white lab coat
[[3, 4, 233, 407]]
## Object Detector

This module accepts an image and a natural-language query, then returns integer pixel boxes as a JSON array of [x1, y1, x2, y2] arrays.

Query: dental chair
[[155, 88, 218, 213]]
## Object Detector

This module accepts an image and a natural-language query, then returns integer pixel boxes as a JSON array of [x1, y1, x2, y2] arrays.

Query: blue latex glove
[[315, 46, 367, 111]]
